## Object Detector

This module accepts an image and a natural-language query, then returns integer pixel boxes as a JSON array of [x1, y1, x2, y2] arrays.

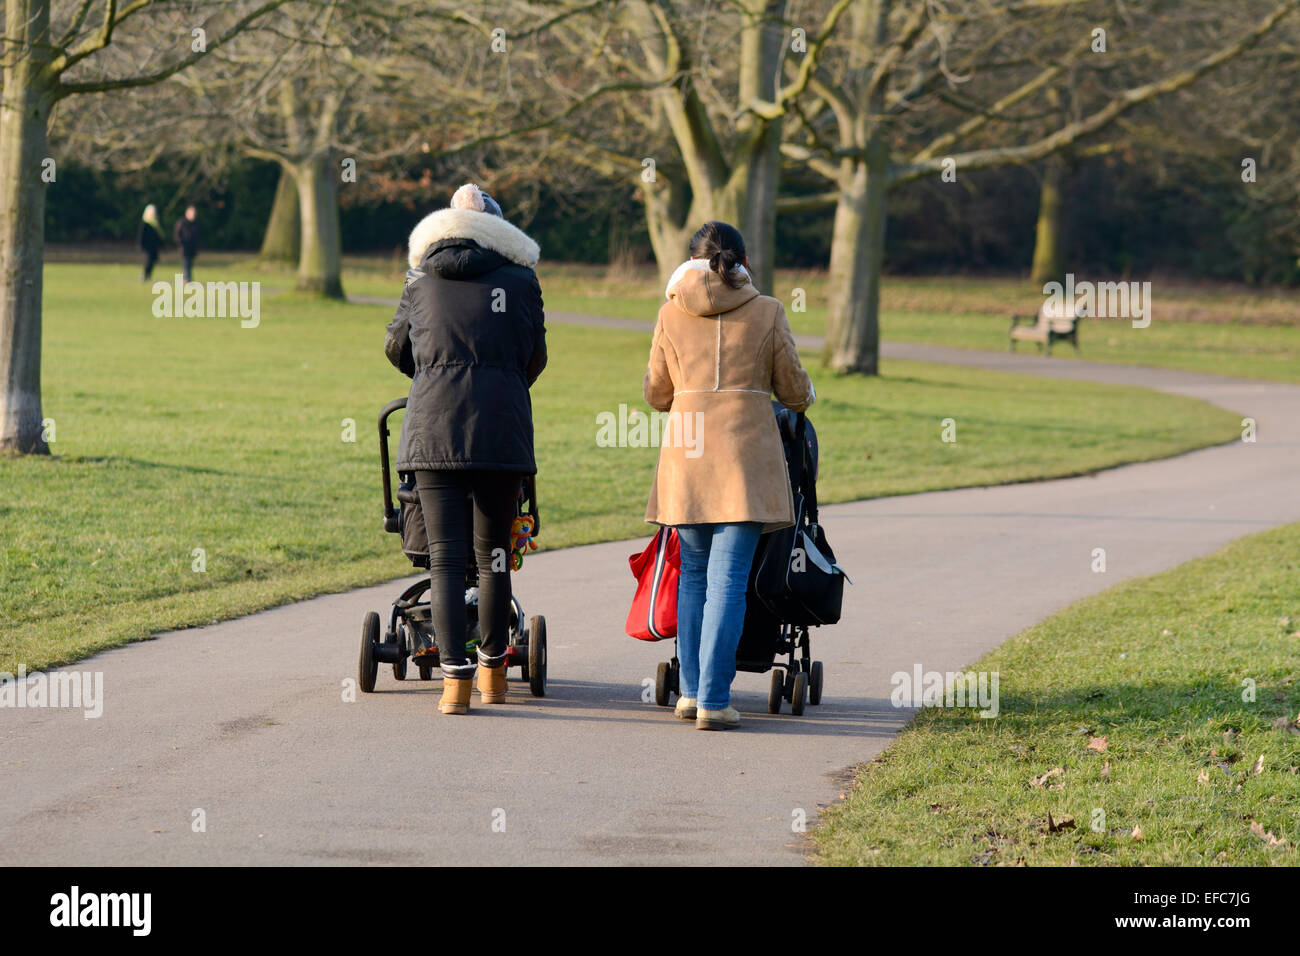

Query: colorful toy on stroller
[[357, 397, 547, 696]]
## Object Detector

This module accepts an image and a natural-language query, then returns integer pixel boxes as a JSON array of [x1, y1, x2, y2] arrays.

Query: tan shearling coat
[[643, 264, 815, 533]]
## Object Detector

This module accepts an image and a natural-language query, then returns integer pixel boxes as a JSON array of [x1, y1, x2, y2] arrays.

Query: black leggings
[[414, 470, 520, 678]]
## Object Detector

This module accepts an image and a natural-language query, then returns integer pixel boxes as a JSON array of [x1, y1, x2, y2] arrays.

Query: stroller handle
[[377, 396, 540, 536], [379, 398, 407, 532]]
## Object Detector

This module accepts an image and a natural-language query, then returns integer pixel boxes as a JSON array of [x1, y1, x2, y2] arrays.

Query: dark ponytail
[[688, 221, 748, 289]]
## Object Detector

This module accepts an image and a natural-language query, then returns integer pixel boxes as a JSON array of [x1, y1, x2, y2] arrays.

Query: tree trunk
[[739, 122, 782, 295], [735, 0, 788, 295], [634, 0, 779, 293], [1029, 154, 1070, 287], [823, 138, 889, 375], [642, 169, 707, 290], [293, 155, 344, 298], [259, 165, 300, 263], [0, 0, 54, 454]]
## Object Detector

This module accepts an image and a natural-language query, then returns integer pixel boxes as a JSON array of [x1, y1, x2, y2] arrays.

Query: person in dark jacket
[[139, 204, 163, 281], [385, 183, 547, 715], [173, 206, 200, 282]]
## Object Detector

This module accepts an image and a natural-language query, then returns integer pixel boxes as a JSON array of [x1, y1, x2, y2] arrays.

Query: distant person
[[138, 205, 163, 281], [173, 206, 200, 283]]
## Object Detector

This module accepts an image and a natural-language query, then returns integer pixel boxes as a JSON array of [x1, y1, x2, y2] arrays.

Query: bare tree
[[443, 0, 851, 291], [1, 0, 292, 454], [783, 0, 1298, 374]]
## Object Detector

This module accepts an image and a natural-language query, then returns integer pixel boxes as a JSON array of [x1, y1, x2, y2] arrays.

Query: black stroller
[[652, 405, 836, 716], [357, 397, 547, 696]]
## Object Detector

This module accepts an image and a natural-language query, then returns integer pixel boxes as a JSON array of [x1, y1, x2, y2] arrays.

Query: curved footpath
[[4, 318, 1298, 865]]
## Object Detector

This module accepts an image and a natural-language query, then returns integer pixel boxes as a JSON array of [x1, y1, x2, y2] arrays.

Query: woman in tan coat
[[644, 221, 815, 730]]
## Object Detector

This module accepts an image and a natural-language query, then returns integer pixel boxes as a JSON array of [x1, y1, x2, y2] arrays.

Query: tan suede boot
[[438, 677, 472, 715], [477, 664, 507, 703]]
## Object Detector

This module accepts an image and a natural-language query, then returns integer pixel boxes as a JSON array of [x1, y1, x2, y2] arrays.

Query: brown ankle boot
[[438, 677, 472, 715], [477, 664, 507, 703]]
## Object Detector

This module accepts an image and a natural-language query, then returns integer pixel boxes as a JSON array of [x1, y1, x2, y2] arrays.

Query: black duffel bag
[[753, 413, 848, 626]]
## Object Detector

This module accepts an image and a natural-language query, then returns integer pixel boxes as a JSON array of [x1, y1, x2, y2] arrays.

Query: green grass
[[1, 261, 1241, 672], [814, 521, 1300, 866]]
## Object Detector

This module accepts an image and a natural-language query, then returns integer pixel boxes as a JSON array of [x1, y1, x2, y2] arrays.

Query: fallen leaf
[[1197, 769, 1210, 784], [1087, 736, 1109, 753], [1031, 768, 1064, 787], [1252, 755, 1265, 775], [1249, 820, 1287, 847], [1101, 761, 1111, 781], [1131, 825, 1144, 841], [1048, 812, 1076, 833]]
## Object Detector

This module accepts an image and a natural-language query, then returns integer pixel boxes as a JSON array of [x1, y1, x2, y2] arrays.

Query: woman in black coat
[[138, 204, 163, 280], [385, 184, 547, 715]]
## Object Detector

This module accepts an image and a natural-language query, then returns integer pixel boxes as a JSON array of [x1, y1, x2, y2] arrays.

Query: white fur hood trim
[[407, 207, 540, 270], [664, 257, 751, 299]]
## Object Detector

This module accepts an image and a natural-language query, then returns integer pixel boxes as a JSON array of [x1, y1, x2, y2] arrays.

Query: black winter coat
[[174, 218, 200, 256], [385, 209, 546, 474], [139, 221, 162, 255]]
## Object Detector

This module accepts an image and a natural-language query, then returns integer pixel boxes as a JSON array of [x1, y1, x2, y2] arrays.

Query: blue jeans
[[675, 522, 762, 711]]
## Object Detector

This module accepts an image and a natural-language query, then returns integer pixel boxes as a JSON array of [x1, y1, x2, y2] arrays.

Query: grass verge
[[814, 521, 1300, 866]]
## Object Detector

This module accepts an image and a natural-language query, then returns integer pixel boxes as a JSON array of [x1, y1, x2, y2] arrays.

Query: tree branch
[[891, 0, 1300, 186]]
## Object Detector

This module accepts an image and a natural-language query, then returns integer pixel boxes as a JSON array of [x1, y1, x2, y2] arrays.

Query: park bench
[[1009, 300, 1084, 355]]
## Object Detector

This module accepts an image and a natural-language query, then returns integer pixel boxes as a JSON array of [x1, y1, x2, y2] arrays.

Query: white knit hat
[[450, 183, 503, 218]]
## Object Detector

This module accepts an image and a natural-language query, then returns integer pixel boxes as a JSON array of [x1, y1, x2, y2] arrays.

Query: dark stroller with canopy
[[357, 397, 547, 696], [653, 404, 839, 716]]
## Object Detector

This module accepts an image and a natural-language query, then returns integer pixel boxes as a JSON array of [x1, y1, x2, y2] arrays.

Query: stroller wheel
[[528, 615, 547, 697], [392, 630, 408, 682], [418, 664, 433, 681], [809, 661, 823, 706], [768, 669, 784, 714], [791, 671, 808, 716], [654, 662, 672, 707], [358, 612, 380, 694]]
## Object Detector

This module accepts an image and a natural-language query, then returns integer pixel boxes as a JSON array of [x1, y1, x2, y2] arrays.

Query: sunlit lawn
[[816, 521, 1300, 866]]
